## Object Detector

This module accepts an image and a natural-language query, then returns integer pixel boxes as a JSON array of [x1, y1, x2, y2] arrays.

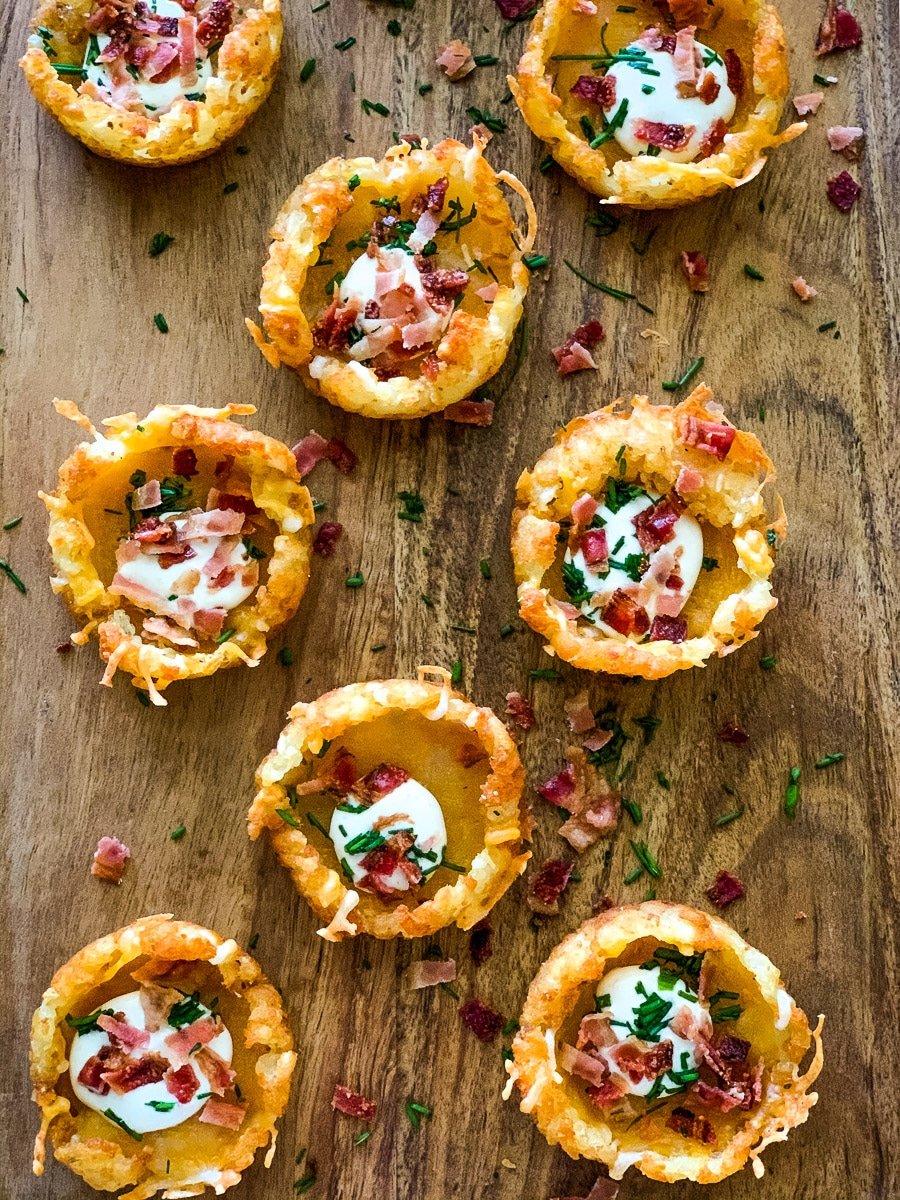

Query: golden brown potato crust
[[246, 136, 538, 418], [20, 0, 281, 165], [510, 0, 805, 207], [31, 915, 296, 1198], [510, 386, 785, 679], [40, 401, 314, 703], [248, 670, 531, 939], [509, 902, 823, 1183]]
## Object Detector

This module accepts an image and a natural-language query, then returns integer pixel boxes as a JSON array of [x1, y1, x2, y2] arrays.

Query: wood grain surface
[[1, 0, 898, 1197]]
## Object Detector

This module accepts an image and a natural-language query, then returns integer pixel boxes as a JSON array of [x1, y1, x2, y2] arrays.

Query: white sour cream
[[83, 0, 213, 117], [329, 778, 447, 890], [338, 247, 450, 362], [595, 964, 708, 1098], [69, 989, 233, 1134], [565, 491, 703, 631], [605, 39, 736, 163]]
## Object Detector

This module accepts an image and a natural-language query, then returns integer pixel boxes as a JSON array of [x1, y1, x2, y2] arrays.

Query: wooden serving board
[[1, 0, 897, 1196]]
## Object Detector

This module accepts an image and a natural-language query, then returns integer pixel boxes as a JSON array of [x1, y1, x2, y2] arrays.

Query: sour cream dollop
[[338, 247, 451, 362], [69, 989, 232, 1134], [329, 778, 447, 890], [605, 37, 736, 163], [564, 489, 703, 632]]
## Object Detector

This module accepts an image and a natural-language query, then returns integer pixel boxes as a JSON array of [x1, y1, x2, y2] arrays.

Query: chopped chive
[[3, 516, 22, 530], [311, 0, 329, 8], [148, 232, 174, 257], [215, 628, 236, 643], [345, 571, 365, 588], [477, 558, 492, 580], [153, 312, 168, 333], [404, 1098, 433, 1129], [813, 72, 837, 86], [361, 98, 390, 116], [634, 714, 661, 743], [523, 253, 549, 270], [701, 556, 718, 572], [335, 36, 356, 50], [418, 81, 433, 95], [306, 811, 330, 837], [440, 859, 466, 873], [223, 181, 239, 194], [616, 3, 636, 8], [743, 264, 765, 281], [146, 1099, 175, 1111], [53, 63, 87, 76], [539, 152, 555, 173], [450, 624, 476, 634], [759, 654, 777, 670], [294, 1174, 317, 1193], [0, 559, 26, 593], [622, 798, 642, 825], [169, 823, 187, 841], [103, 1109, 142, 1141], [529, 667, 561, 680], [784, 766, 801, 818], [630, 840, 661, 879], [300, 57, 316, 81], [714, 806, 744, 828], [562, 257, 652, 312], [661, 356, 704, 392], [386, 18, 401, 34], [420, 593, 434, 608], [499, 622, 516, 638], [474, 52, 499, 66], [370, 643, 386, 652], [347, 174, 361, 191], [817, 320, 838, 333], [815, 752, 844, 769], [353, 1130, 371, 1146], [466, 106, 507, 133], [758, 403, 766, 421], [278, 646, 294, 666], [624, 866, 643, 884], [16, 287, 29, 303], [450, 660, 463, 686], [276, 808, 300, 828]]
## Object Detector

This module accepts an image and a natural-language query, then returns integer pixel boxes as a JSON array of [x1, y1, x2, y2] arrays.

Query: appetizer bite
[[248, 668, 530, 939], [41, 402, 314, 704], [21, 0, 281, 165], [508, 902, 823, 1183], [510, 0, 805, 206], [31, 915, 296, 1198], [510, 386, 785, 679], [246, 135, 537, 419]]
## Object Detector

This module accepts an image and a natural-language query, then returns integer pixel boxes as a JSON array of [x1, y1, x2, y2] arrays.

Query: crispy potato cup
[[20, 0, 281, 166], [510, 386, 785, 679], [248, 668, 531, 939], [246, 136, 538, 419], [31, 914, 296, 1199], [40, 401, 314, 704], [508, 902, 823, 1183], [510, 0, 805, 207]]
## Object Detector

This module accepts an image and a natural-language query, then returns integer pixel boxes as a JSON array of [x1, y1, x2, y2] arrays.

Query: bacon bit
[[411, 177, 449, 217], [504, 691, 535, 731], [796, 910, 808, 921], [680, 414, 736, 459], [792, 276, 818, 301], [171, 447, 198, 477], [165, 1062, 200, 1102], [313, 521, 343, 557], [681, 250, 709, 293], [826, 125, 865, 159], [608, 1038, 673, 1082], [667, 1106, 716, 1143], [717, 1034, 751, 1063], [404, 957, 457, 989], [469, 917, 493, 966], [672, 25, 698, 92], [696, 70, 720, 103], [582, 729, 612, 753], [699, 117, 727, 157], [198, 1096, 247, 1130], [602, 589, 650, 637], [552, 318, 605, 376], [97, 1013, 150, 1050], [421, 352, 442, 381], [196, 0, 232, 45], [292, 430, 358, 477], [637, 27, 675, 52], [716, 721, 749, 746], [56, 639, 74, 654], [693, 1079, 742, 1111], [675, 468, 703, 499], [633, 119, 693, 151], [435, 38, 475, 80], [815, 0, 862, 55], [312, 298, 360, 352], [329, 748, 358, 793], [570, 492, 598, 527], [586, 1079, 625, 1110], [358, 762, 410, 799], [584, 1179, 620, 1200], [706, 868, 745, 908], [443, 398, 494, 426], [793, 91, 824, 116], [332, 1084, 377, 1121], [591, 891, 615, 914], [538, 764, 575, 807], [493, 0, 535, 17], [580, 527, 609, 568], [649, 615, 687, 643], [827, 169, 861, 211], [564, 690, 595, 735], [421, 267, 469, 311], [132, 479, 162, 510], [91, 836, 131, 884], [77, 1046, 128, 1095], [527, 858, 573, 914], [99, 1052, 166, 1094], [559, 1043, 608, 1087], [570, 74, 616, 108], [139, 983, 181, 1032], [158, 544, 197, 570], [459, 998, 504, 1042], [633, 493, 683, 554], [723, 48, 744, 97], [164, 1016, 220, 1057], [476, 282, 499, 303]]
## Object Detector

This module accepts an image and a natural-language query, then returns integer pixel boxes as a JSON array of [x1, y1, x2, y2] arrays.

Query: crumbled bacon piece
[[564, 690, 595, 735], [164, 1016, 220, 1057], [602, 589, 650, 637], [717, 1034, 751, 1063], [172, 447, 198, 477], [504, 691, 535, 730], [459, 998, 504, 1042], [411, 177, 449, 217], [103, 1052, 169, 1094], [792, 276, 818, 301], [77, 1044, 129, 1095], [97, 1012, 150, 1050], [292, 430, 358, 477], [435, 38, 475, 80], [158, 544, 197, 570], [667, 1106, 716, 1143], [827, 169, 861, 211], [559, 1042, 608, 1087], [580, 527, 608, 567], [633, 493, 684, 553], [650, 615, 687, 643], [165, 1062, 200, 1102], [194, 1046, 235, 1094], [527, 858, 574, 915], [139, 983, 181, 1032], [358, 763, 410, 800], [443, 398, 494, 426], [706, 869, 745, 908], [717, 721, 749, 745], [552, 319, 605, 376], [680, 415, 736, 459], [91, 836, 131, 883], [469, 917, 493, 967], [591, 891, 615, 914], [312, 298, 360, 352], [699, 117, 727, 157], [215, 492, 260, 515], [132, 479, 162, 510], [696, 71, 720, 104], [570, 493, 598, 528], [826, 125, 864, 158], [608, 1038, 673, 1082], [815, 0, 862, 55], [538, 764, 575, 807], [793, 92, 824, 116], [632, 120, 693, 151], [199, 1096, 247, 1130], [421, 352, 442, 381], [196, 0, 233, 46], [585, 1079, 625, 1109], [570, 74, 616, 108], [681, 250, 709, 293], [329, 748, 358, 792], [313, 521, 343, 557], [404, 957, 457, 989], [492, 0, 535, 17], [421, 267, 469, 311], [554, 747, 619, 852], [331, 1084, 378, 1120], [723, 48, 744, 97]]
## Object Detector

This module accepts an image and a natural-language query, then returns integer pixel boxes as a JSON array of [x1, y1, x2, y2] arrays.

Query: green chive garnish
[[815, 752, 844, 769], [743, 264, 765, 281], [148, 232, 174, 257], [153, 312, 168, 333], [784, 766, 801, 817], [300, 57, 316, 81], [661, 356, 704, 392], [169, 823, 187, 841], [630, 840, 661, 879]]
